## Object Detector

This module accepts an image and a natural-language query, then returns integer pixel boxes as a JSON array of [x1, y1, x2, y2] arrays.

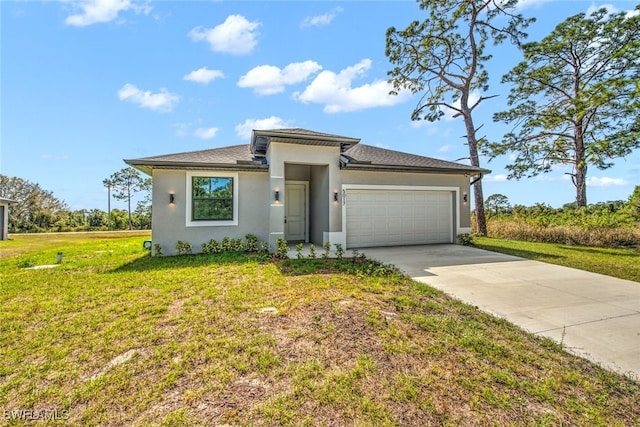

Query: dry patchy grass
[[1, 233, 639, 426]]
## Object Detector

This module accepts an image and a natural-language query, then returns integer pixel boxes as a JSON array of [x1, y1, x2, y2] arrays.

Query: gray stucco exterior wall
[[151, 168, 270, 256]]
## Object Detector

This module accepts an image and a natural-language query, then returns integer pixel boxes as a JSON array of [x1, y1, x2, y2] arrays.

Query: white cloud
[[513, 0, 552, 11], [485, 174, 509, 182], [293, 59, 411, 113], [235, 116, 292, 140], [194, 127, 219, 139], [438, 144, 452, 153], [586, 177, 629, 187], [238, 61, 322, 95], [65, 0, 151, 27], [117, 83, 179, 112], [189, 15, 260, 55], [184, 67, 224, 84], [586, 3, 639, 19], [300, 7, 343, 28]]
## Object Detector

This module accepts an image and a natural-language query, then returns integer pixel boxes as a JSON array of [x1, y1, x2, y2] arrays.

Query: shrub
[[295, 243, 304, 259], [458, 233, 474, 246], [230, 238, 244, 252], [175, 240, 192, 256], [153, 243, 163, 257], [308, 244, 316, 259], [244, 234, 259, 252], [334, 243, 344, 261], [322, 242, 331, 260], [275, 238, 289, 259], [201, 239, 220, 254]]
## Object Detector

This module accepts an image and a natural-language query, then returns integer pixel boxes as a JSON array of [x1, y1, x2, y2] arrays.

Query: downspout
[[470, 173, 483, 186]]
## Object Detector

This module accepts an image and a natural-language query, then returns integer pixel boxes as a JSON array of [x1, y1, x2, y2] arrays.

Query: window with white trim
[[186, 172, 238, 227], [192, 177, 233, 221]]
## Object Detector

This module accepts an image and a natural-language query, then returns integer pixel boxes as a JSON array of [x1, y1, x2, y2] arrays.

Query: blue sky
[[2, 0, 639, 212]]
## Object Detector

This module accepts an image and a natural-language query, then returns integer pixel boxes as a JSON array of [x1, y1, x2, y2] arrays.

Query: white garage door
[[346, 189, 453, 248]]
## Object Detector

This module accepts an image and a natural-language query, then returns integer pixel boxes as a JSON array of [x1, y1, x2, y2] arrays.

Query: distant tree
[[485, 194, 511, 215], [105, 167, 151, 230], [0, 174, 68, 232], [624, 185, 640, 220], [485, 6, 640, 208], [110, 209, 129, 230], [86, 209, 109, 228]]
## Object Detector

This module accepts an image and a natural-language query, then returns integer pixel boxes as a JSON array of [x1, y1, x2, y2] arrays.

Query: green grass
[[1, 233, 639, 426], [473, 236, 640, 282]]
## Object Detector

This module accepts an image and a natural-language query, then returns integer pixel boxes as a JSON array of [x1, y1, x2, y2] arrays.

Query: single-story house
[[0, 197, 16, 241], [125, 128, 489, 256]]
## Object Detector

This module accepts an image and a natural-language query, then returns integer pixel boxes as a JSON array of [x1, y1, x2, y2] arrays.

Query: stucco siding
[[267, 142, 341, 249], [151, 168, 270, 256]]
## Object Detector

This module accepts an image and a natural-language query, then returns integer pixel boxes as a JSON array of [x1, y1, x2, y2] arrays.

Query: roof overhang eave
[[251, 129, 361, 155], [341, 164, 490, 176], [124, 160, 268, 175]]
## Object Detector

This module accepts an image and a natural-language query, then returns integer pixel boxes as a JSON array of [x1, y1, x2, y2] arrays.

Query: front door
[[285, 183, 306, 241]]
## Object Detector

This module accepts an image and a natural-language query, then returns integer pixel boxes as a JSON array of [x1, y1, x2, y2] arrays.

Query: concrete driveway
[[361, 244, 640, 379]]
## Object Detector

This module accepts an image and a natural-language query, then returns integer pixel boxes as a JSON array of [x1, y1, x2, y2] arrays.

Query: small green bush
[[153, 243, 163, 257], [458, 233, 474, 246], [244, 234, 259, 252], [201, 239, 220, 254], [334, 243, 344, 261], [230, 238, 244, 252], [322, 242, 331, 260], [308, 244, 316, 259], [175, 240, 192, 256], [295, 243, 304, 259], [275, 238, 289, 259]]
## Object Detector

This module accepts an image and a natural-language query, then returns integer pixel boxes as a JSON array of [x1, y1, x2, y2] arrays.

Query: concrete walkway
[[360, 244, 640, 379]]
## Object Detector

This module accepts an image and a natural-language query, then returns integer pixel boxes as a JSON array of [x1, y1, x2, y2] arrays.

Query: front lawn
[[1, 233, 638, 426], [472, 236, 640, 282]]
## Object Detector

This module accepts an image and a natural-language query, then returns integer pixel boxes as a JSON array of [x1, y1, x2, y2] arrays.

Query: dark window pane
[[192, 177, 234, 221]]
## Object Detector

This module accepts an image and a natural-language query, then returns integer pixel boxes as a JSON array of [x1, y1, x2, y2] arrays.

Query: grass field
[[472, 236, 640, 283], [1, 233, 639, 426]]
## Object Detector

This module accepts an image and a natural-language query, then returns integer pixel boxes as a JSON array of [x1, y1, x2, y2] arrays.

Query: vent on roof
[[252, 136, 269, 156], [340, 142, 357, 152], [237, 157, 267, 165]]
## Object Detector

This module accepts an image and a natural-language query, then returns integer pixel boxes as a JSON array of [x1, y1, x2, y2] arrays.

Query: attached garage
[[345, 188, 454, 248]]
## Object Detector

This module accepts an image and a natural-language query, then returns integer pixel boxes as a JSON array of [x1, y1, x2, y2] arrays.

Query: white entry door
[[285, 183, 307, 241]]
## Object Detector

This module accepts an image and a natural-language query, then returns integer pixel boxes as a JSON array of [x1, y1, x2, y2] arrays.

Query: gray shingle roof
[[131, 144, 254, 164], [343, 144, 489, 174], [125, 138, 489, 176], [258, 128, 358, 140], [124, 145, 265, 175]]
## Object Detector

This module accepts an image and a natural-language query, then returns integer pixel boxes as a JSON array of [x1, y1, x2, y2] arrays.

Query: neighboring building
[[125, 128, 489, 256], [0, 198, 16, 240]]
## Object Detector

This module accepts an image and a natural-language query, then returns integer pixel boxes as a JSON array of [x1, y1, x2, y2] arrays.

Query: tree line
[[480, 186, 640, 248], [0, 167, 151, 233]]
